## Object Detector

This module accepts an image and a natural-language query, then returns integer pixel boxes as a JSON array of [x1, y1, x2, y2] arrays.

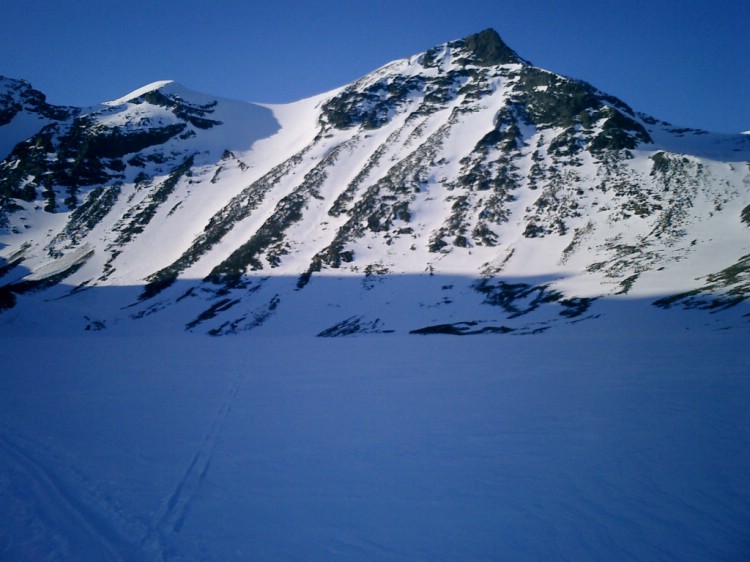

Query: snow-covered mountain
[[1, 29, 749, 335], [2, 30, 750, 562]]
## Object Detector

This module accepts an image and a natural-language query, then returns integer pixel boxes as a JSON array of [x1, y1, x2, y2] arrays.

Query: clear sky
[[1, 0, 747, 133]]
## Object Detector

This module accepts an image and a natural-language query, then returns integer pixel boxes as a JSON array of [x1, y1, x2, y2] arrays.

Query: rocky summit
[[1, 29, 749, 335]]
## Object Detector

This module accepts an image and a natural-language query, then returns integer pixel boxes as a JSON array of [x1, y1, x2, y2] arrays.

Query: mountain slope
[[1, 29, 749, 335]]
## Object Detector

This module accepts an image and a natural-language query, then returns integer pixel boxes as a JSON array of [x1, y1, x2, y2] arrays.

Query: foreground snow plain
[[1, 320, 749, 561]]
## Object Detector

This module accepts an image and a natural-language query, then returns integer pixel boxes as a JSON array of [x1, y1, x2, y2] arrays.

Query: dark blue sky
[[1, 0, 747, 133]]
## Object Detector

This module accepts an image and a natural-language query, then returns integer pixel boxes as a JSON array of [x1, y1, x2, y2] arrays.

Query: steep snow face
[[1, 30, 750, 335]]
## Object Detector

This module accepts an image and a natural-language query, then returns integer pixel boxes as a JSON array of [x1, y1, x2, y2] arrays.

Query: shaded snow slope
[[1, 331, 748, 560]]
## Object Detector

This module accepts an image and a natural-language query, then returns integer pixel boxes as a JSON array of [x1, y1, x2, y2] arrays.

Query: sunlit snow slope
[[1, 29, 750, 335]]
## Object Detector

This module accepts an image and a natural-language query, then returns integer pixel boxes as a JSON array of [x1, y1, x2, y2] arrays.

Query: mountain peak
[[108, 80, 180, 105], [0, 75, 76, 131], [459, 28, 523, 66]]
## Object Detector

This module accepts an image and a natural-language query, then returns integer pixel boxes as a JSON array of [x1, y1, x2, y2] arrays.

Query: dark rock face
[[460, 28, 524, 66]]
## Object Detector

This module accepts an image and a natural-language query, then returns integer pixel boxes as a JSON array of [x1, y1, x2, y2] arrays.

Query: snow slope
[[1, 328, 748, 560], [1, 30, 750, 335]]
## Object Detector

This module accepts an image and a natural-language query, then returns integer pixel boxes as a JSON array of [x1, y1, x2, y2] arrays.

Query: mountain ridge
[[1, 29, 749, 335]]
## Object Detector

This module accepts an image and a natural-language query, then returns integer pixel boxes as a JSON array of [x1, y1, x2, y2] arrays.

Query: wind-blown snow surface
[[1, 327, 749, 560]]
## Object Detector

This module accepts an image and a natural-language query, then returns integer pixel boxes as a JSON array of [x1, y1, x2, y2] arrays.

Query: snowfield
[[2, 29, 750, 560], [1, 326, 749, 561]]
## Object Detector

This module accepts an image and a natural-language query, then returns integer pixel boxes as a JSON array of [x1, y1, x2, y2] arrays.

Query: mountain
[[1, 29, 750, 335]]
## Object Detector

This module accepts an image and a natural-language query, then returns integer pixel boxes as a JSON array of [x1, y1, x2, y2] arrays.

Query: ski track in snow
[[0, 430, 146, 561], [1, 370, 245, 562], [147, 370, 244, 560]]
